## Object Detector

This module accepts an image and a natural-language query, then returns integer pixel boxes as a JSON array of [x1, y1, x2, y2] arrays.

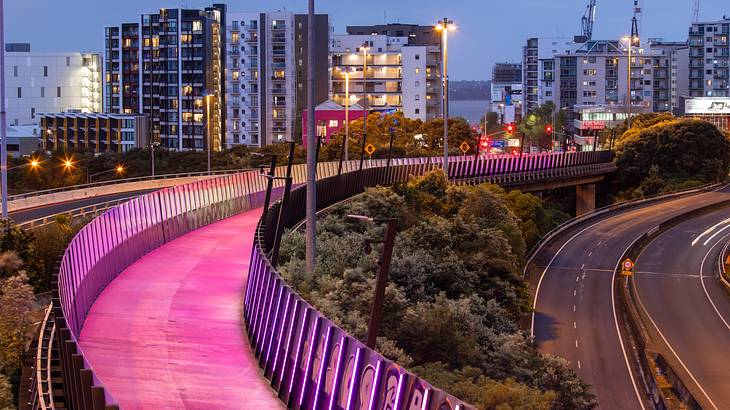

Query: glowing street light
[[435, 18, 455, 176]]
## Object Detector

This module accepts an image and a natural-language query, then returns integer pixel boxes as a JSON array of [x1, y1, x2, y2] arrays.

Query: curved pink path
[[79, 208, 284, 409]]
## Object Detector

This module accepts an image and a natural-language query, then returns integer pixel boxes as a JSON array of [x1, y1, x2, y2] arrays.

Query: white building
[[688, 18, 730, 98], [523, 37, 580, 111], [4, 43, 101, 126], [330, 33, 441, 121]]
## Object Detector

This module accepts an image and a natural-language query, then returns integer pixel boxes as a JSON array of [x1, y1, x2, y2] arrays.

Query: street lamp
[[0, 0, 8, 219], [88, 165, 125, 183], [347, 214, 398, 349], [335, 67, 355, 164], [149, 140, 161, 177], [436, 18, 454, 177], [359, 43, 370, 172], [622, 35, 638, 129], [204, 92, 214, 175]]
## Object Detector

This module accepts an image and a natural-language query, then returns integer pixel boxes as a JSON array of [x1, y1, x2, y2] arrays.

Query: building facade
[[5, 43, 101, 126], [522, 37, 578, 112], [688, 18, 730, 97], [223, 12, 329, 147], [647, 39, 689, 114], [301, 99, 365, 143], [104, 5, 226, 151], [330, 31, 441, 121], [40, 112, 149, 153]]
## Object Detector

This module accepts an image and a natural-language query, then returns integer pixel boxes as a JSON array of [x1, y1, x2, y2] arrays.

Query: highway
[[530, 185, 730, 409], [634, 206, 730, 409], [8, 189, 157, 224]]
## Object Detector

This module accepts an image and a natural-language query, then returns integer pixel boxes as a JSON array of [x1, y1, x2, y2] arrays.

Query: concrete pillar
[[576, 183, 596, 217]]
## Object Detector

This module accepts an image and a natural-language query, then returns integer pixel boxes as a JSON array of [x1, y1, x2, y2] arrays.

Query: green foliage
[[517, 102, 567, 150], [0, 373, 13, 410], [278, 170, 594, 409], [615, 119, 730, 197], [0, 272, 34, 375]]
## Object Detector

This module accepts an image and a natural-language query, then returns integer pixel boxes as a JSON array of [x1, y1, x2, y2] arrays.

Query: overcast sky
[[5, 0, 728, 79]]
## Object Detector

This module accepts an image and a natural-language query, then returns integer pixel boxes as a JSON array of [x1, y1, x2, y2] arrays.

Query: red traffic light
[[506, 124, 514, 134], [546, 125, 553, 134]]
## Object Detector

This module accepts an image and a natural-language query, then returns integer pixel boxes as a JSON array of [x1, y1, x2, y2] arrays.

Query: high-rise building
[[688, 18, 730, 97], [104, 5, 226, 151], [647, 39, 689, 114], [330, 24, 442, 121], [522, 37, 578, 112], [493, 63, 522, 83], [223, 12, 329, 147], [4, 43, 101, 126]]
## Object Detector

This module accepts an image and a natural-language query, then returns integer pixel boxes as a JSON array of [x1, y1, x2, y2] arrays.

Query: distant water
[[450, 100, 490, 125]]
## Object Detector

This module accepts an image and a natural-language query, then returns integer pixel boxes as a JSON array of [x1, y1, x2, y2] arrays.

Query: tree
[[0, 272, 35, 375], [615, 119, 730, 193], [0, 374, 13, 410]]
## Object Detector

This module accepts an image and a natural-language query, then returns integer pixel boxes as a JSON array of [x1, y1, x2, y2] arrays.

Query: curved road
[[8, 189, 157, 224], [634, 206, 730, 409], [530, 185, 730, 409]]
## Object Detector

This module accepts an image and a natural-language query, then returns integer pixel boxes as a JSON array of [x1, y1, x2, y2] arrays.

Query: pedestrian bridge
[[24, 152, 614, 410]]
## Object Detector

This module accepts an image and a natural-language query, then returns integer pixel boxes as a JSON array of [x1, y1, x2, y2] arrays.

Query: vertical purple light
[[279, 299, 300, 386], [266, 290, 291, 372], [345, 348, 363, 410], [287, 308, 310, 398], [420, 388, 431, 410], [263, 285, 284, 366], [311, 325, 333, 409], [299, 316, 321, 407], [366, 361, 383, 410], [327, 336, 347, 410], [392, 373, 406, 410]]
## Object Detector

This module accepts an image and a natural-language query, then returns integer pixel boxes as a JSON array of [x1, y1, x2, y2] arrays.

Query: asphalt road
[[634, 206, 730, 409], [8, 189, 158, 224], [530, 185, 730, 409]]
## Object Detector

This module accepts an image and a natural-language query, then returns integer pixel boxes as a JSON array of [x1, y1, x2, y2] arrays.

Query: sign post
[[459, 141, 470, 155], [364, 143, 376, 160], [621, 258, 634, 276]]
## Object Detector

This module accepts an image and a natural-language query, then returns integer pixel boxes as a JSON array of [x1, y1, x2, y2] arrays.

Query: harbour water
[[449, 100, 490, 125]]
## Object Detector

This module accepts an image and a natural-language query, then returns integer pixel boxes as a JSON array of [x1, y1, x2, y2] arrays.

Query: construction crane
[[581, 0, 598, 41], [630, 0, 641, 45], [693, 0, 700, 23]]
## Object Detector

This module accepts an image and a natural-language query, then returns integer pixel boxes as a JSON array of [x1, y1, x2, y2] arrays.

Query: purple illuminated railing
[[52, 151, 613, 408], [244, 150, 614, 410]]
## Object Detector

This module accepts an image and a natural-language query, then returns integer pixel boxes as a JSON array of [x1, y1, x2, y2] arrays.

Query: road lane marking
[[576, 276, 579, 282], [635, 271, 700, 278], [588, 251, 593, 257], [575, 340, 579, 348], [577, 360, 582, 369], [573, 321, 577, 329], [580, 263, 585, 270], [700, 233, 730, 333], [633, 273, 720, 410], [573, 305, 576, 312], [612, 242, 647, 410], [691, 217, 730, 246], [574, 290, 577, 297], [531, 220, 604, 338], [703, 222, 730, 246]]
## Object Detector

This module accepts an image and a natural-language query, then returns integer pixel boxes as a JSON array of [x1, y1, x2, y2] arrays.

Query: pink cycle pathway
[[79, 208, 284, 409]]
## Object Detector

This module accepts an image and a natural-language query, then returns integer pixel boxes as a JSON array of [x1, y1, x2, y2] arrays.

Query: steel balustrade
[[45, 151, 613, 409]]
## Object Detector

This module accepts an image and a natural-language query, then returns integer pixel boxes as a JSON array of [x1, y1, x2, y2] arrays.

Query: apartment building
[[331, 24, 442, 121], [104, 5, 226, 151], [522, 37, 579, 112], [647, 39, 689, 114], [223, 12, 329, 147], [40, 112, 148, 153], [688, 18, 730, 97], [5, 43, 101, 126]]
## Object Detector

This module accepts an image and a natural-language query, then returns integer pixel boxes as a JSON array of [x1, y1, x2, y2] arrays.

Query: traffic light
[[506, 123, 515, 135], [546, 124, 553, 134]]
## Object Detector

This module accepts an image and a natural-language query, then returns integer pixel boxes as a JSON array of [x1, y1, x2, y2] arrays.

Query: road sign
[[459, 141, 470, 154], [622, 258, 634, 271], [621, 269, 633, 276], [364, 143, 376, 156]]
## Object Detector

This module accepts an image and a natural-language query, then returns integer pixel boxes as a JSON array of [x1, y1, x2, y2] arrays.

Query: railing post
[[261, 155, 278, 225], [270, 143, 296, 267]]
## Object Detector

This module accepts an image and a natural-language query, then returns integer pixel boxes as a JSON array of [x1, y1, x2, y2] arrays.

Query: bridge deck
[[78, 208, 283, 409]]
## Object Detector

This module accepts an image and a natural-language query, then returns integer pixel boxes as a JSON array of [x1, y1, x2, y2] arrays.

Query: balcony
[[245, 36, 259, 44], [271, 36, 286, 44]]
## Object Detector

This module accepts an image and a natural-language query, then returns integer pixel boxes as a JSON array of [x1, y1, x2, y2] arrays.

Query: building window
[[17, 87, 21, 98], [43, 66, 48, 77], [415, 54, 420, 60], [40, 87, 45, 97], [192, 21, 203, 32], [31, 108, 35, 119], [57, 87, 61, 97], [13, 66, 17, 77], [328, 120, 338, 127], [415, 80, 420, 87], [415, 68, 420, 74], [415, 108, 420, 114], [415, 95, 420, 101]]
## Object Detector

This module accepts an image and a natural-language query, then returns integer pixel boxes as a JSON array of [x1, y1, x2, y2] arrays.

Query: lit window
[[124, 38, 131, 47], [231, 32, 239, 43], [415, 68, 420, 74], [328, 120, 338, 127], [232, 71, 240, 81], [192, 21, 203, 32]]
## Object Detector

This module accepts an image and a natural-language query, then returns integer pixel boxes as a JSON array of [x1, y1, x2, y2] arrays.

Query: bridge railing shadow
[[42, 151, 612, 409]]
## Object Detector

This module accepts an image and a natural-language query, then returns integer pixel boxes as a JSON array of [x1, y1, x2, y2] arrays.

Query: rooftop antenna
[[692, 0, 700, 22]]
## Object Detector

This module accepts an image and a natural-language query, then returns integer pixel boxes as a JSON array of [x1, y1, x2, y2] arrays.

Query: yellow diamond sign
[[459, 141, 470, 154], [365, 143, 376, 156]]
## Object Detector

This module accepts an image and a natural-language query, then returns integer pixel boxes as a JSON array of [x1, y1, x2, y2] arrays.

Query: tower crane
[[581, 0, 597, 41]]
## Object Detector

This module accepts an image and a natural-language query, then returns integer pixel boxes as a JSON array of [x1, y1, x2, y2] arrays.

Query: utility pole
[[305, 0, 317, 274], [436, 18, 453, 177], [0, 0, 8, 219]]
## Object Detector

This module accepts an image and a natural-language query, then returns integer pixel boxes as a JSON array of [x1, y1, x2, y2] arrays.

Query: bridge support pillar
[[576, 183, 596, 217]]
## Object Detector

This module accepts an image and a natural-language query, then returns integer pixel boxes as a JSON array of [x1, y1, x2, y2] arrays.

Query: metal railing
[[50, 151, 615, 408], [9, 168, 253, 202], [17, 198, 137, 231]]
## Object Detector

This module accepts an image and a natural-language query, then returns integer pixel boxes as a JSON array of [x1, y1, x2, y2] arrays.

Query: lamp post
[[88, 165, 125, 184], [0, 0, 8, 219], [149, 140, 160, 177], [436, 18, 454, 177], [623, 36, 637, 130], [347, 214, 398, 349], [204, 92, 213, 175], [359, 43, 370, 172]]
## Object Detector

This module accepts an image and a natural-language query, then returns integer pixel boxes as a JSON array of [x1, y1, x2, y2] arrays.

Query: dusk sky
[[5, 0, 728, 80]]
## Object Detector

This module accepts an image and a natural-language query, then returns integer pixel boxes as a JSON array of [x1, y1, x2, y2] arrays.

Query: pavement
[[634, 206, 730, 409], [78, 208, 283, 409], [530, 185, 730, 409]]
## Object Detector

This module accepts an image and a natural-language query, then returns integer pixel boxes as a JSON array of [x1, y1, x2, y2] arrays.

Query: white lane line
[[612, 243, 647, 410], [580, 263, 585, 270], [575, 340, 579, 348], [691, 217, 730, 246], [574, 321, 577, 329], [597, 240, 602, 246], [577, 360, 582, 369], [703, 222, 730, 246], [531, 220, 604, 338], [574, 290, 577, 297], [576, 276, 580, 282], [700, 232, 730, 332], [573, 305, 576, 312], [588, 251, 593, 257]]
